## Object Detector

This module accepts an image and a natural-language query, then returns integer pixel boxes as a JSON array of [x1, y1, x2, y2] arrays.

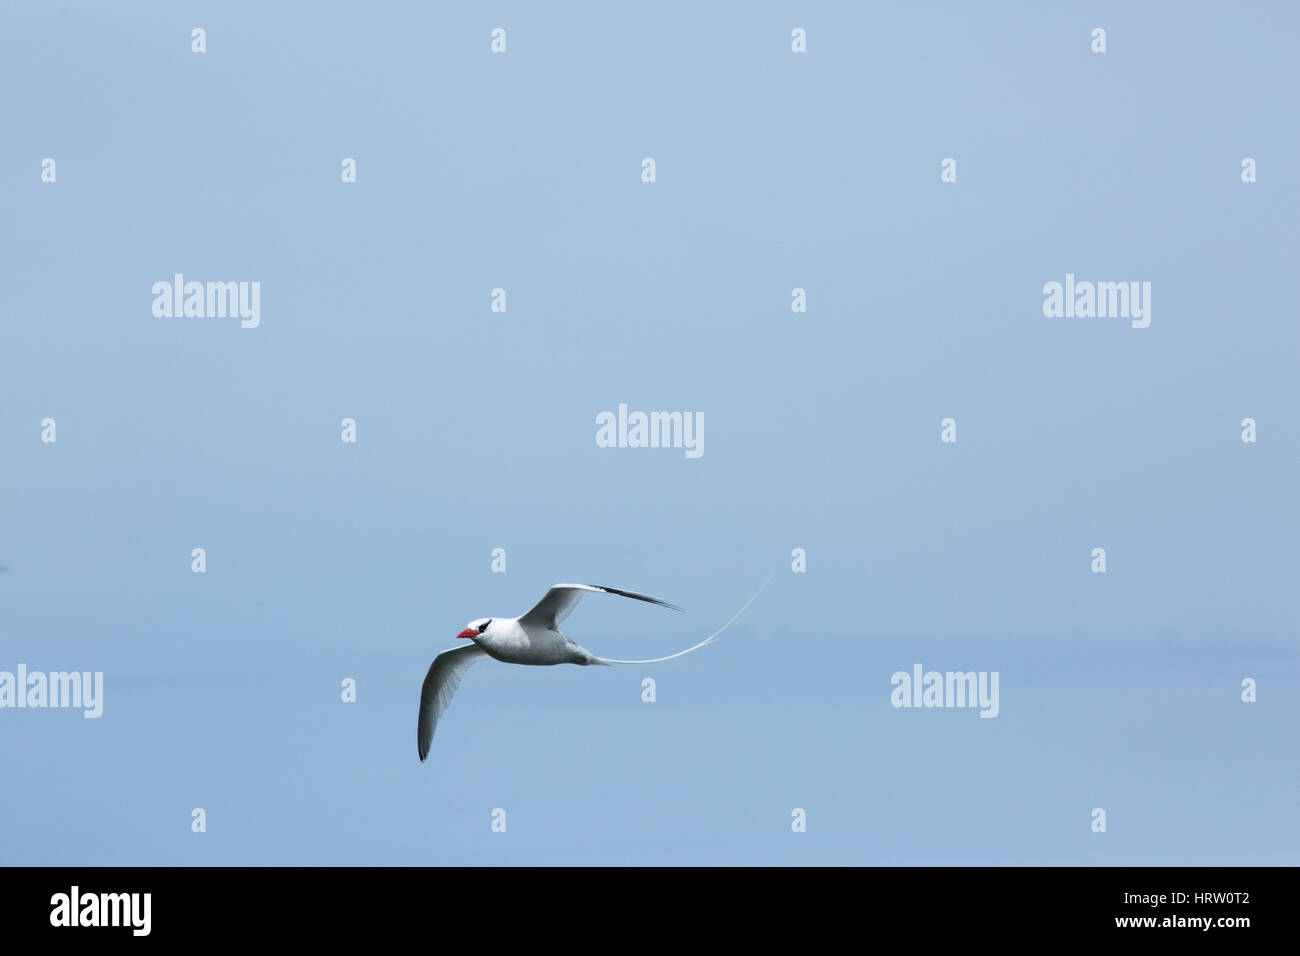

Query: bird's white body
[[472, 616, 602, 666]]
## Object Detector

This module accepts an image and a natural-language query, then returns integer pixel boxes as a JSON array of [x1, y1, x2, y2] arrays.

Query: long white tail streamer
[[594, 575, 772, 665]]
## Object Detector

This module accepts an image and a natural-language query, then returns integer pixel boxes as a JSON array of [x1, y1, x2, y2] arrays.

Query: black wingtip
[[596, 585, 683, 613]]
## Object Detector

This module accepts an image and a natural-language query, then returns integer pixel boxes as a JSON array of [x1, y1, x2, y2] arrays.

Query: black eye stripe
[[478, 620, 491, 633]]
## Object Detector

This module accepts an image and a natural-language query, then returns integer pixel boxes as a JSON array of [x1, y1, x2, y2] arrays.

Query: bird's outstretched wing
[[418, 644, 489, 761], [518, 583, 681, 630]]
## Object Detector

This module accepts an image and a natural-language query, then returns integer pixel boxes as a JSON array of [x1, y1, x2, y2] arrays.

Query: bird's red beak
[[456, 629, 477, 639]]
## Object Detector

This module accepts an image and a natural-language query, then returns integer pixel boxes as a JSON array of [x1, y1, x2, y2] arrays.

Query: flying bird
[[417, 580, 767, 761]]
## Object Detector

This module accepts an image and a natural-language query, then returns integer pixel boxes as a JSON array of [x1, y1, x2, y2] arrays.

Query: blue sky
[[1, 0, 1296, 865]]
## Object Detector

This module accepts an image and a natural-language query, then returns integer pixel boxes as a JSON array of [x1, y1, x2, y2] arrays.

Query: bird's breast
[[476, 627, 572, 665]]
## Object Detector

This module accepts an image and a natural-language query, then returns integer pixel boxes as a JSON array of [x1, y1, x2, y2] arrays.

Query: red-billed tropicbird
[[417, 581, 767, 761]]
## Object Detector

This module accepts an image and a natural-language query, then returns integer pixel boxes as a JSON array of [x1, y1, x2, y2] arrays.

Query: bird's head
[[457, 618, 493, 640]]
